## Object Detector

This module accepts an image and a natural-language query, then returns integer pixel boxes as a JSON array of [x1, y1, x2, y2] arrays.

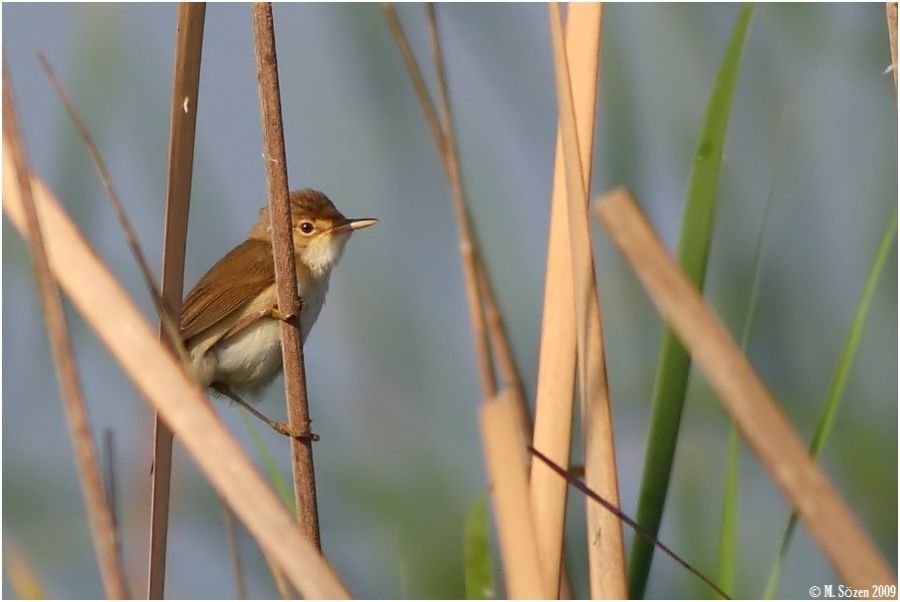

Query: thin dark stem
[[37, 55, 187, 366], [102, 430, 119, 533], [222, 506, 249, 599], [251, 2, 321, 548], [528, 446, 731, 600]]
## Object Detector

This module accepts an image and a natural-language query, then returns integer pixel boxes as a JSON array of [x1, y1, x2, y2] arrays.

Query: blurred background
[[3, 3, 896, 599]]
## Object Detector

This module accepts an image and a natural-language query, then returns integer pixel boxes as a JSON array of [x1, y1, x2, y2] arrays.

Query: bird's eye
[[299, 221, 315, 234]]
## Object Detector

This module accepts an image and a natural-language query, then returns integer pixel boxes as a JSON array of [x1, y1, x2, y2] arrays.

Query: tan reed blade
[[480, 389, 550, 599], [3, 64, 130, 600], [546, 4, 627, 597], [594, 187, 897, 593], [529, 4, 613, 597]]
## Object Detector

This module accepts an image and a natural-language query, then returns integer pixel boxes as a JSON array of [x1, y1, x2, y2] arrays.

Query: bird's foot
[[273, 420, 320, 442]]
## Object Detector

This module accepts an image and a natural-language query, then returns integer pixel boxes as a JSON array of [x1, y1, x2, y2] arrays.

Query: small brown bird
[[180, 189, 376, 437]]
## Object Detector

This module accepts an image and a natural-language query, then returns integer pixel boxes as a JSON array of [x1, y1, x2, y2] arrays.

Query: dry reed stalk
[[475, 260, 531, 435], [480, 389, 550, 599], [425, 3, 497, 400], [102, 431, 119, 532], [2, 67, 130, 600], [888, 3, 898, 88], [222, 507, 249, 599], [148, 4, 206, 596], [38, 56, 185, 364], [385, 5, 531, 432], [546, 5, 626, 598], [251, 3, 321, 547], [1, 162, 350, 599], [382, 5, 445, 163], [529, 5, 606, 596], [594, 188, 898, 592]]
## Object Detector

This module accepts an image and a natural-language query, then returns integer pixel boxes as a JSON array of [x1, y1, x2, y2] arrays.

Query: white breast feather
[[210, 273, 331, 396]]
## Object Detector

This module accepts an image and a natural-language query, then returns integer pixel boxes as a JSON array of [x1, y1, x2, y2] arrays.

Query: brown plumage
[[180, 189, 348, 345], [178, 188, 377, 398], [180, 238, 275, 343]]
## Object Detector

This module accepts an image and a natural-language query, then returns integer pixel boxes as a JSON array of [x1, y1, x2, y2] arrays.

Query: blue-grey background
[[3, 3, 896, 599]]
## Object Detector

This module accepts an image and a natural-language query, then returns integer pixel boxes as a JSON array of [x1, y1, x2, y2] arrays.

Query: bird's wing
[[180, 238, 276, 342]]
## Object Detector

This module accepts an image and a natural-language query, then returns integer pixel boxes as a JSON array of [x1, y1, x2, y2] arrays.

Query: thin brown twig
[[148, 4, 206, 597], [102, 430, 119, 533], [382, 4, 446, 162], [420, 9, 526, 410], [222, 506, 249, 599], [251, 3, 321, 548], [474, 260, 531, 434], [37, 55, 187, 367], [3, 60, 130, 600], [388, 4, 532, 429], [424, 3, 497, 400]]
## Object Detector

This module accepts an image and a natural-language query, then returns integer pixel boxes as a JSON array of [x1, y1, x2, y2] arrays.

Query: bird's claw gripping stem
[[265, 296, 303, 323], [273, 421, 320, 442]]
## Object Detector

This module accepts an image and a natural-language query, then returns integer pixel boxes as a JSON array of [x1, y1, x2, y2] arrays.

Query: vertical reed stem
[[251, 2, 321, 548], [148, 4, 206, 596], [547, 4, 627, 597]]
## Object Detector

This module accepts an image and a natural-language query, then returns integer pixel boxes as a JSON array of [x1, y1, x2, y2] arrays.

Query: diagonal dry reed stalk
[[480, 389, 550, 599], [2, 161, 350, 599], [594, 187, 898, 592], [38, 55, 186, 364], [3, 64, 130, 599], [45, 24, 258, 597], [423, 2, 497, 401], [546, 4, 626, 598], [251, 3, 321, 548], [148, 4, 206, 596], [474, 259, 528, 427], [384, 5, 530, 436], [262, 549, 294, 599]]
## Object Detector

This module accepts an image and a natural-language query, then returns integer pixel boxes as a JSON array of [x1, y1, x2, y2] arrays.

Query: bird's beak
[[348, 218, 378, 231], [330, 218, 378, 235]]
